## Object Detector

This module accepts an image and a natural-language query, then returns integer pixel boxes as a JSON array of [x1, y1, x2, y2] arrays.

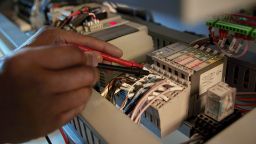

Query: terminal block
[[207, 19, 256, 39], [111, 73, 191, 137], [206, 14, 256, 58], [192, 110, 241, 141]]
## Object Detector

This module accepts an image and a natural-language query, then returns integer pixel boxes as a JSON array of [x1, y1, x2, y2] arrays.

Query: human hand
[[0, 28, 122, 143]]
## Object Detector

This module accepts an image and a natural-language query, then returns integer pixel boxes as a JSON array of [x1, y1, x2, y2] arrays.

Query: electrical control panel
[[2, 2, 256, 143], [148, 42, 226, 116], [96, 42, 230, 138], [51, 9, 256, 143]]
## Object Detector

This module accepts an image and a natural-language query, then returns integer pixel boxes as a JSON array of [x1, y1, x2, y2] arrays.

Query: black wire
[[45, 136, 52, 144], [97, 63, 149, 76]]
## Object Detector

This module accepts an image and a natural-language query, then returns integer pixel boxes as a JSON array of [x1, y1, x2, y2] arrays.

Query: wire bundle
[[101, 72, 184, 124], [54, 6, 105, 34], [101, 74, 135, 104], [54, 7, 89, 27]]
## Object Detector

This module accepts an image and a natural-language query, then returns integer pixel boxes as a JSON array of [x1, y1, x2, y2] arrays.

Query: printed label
[[199, 64, 224, 95]]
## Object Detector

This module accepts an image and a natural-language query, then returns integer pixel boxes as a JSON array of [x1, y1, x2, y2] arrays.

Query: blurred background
[[1, 0, 256, 35]]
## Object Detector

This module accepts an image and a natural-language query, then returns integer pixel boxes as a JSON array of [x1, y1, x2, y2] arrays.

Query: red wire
[[229, 14, 256, 27], [69, 7, 89, 18], [235, 103, 256, 107], [237, 97, 256, 101], [234, 33, 252, 40], [59, 128, 69, 144], [238, 109, 250, 113], [232, 13, 256, 21], [232, 18, 256, 27], [60, 7, 90, 28], [235, 105, 250, 113], [208, 28, 219, 44]]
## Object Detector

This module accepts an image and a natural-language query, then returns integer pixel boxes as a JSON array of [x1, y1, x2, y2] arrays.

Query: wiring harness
[[54, 6, 107, 34], [235, 92, 256, 114], [101, 69, 184, 124]]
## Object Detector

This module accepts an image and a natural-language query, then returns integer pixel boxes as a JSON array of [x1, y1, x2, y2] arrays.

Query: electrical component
[[53, 3, 134, 36], [54, 3, 154, 62], [99, 42, 227, 137], [148, 42, 225, 117], [206, 14, 256, 58], [192, 110, 241, 142], [205, 82, 236, 121], [55, 6, 105, 33], [90, 21, 154, 62]]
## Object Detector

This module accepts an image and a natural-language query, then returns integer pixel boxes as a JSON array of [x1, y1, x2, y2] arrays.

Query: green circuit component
[[206, 19, 218, 27], [206, 20, 256, 38], [252, 29, 256, 38], [216, 21, 252, 35]]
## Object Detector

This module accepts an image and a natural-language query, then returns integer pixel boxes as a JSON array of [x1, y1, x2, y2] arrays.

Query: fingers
[[52, 28, 123, 58], [55, 104, 86, 129], [47, 87, 92, 135], [28, 45, 102, 69], [44, 66, 99, 93], [24, 26, 58, 47], [53, 87, 92, 113]]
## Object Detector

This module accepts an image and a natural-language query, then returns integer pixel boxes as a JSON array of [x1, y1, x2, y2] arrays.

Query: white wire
[[120, 75, 148, 110], [88, 13, 96, 19], [217, 38, 250, 58], [130, 80, 167, 121], [134, 84, 183, 123], [189, 37, 209, 46]]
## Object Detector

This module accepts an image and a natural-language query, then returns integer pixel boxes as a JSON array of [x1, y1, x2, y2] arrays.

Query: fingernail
[[94, 52, 103, 63], [84, 51, 102, 67], [111, 45, 123, 57], [91, 52, 102, 67], [84, 52, 93, 66]]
